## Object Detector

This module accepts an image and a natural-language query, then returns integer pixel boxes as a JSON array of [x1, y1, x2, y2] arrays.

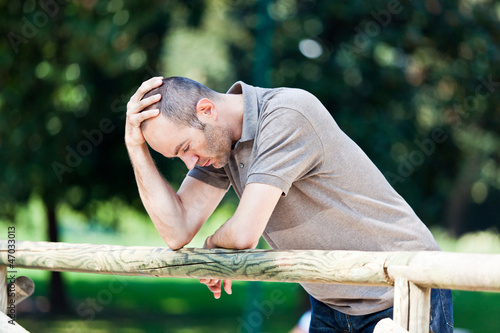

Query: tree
[[227, 0, 500, 235], [0, 0, 185, 313]]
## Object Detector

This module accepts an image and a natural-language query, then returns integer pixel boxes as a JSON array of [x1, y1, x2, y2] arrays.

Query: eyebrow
[[174, 139, 188, 156]]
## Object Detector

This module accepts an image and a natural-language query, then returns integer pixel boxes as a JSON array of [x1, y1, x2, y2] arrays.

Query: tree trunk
[[44, 198, 69, 314], [445, 153, 482, 236]]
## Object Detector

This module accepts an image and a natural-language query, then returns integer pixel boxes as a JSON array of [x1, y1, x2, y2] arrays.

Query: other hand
[[198, 278, 232, 299], [199, 236, 233, 299]]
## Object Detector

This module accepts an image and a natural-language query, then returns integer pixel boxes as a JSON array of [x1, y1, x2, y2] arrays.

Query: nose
[[181, 154, 199, 170]]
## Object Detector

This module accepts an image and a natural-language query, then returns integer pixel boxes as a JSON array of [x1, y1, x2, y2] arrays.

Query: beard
[[202, 123, 233, 168]]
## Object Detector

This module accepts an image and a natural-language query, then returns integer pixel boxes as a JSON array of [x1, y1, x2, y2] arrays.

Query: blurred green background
[[1, 0, 499, 332]]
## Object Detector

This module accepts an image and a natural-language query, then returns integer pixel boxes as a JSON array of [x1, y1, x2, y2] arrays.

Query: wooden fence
[[0, 240, 499, 332]]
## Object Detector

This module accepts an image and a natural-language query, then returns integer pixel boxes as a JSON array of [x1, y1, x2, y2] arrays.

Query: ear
[[196, 98, 218, 121]]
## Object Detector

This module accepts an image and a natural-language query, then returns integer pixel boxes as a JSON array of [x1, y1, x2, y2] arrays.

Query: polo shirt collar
[[227, 81, 259, 145]]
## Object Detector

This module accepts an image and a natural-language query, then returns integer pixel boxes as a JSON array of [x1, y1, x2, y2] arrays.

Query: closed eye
[[183, 145, 190, 153]]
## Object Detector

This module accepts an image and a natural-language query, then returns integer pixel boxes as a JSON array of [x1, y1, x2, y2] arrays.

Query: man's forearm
[[206, 218, 259, 250], [204, 183, 283, 250], [127, 144, 191, 249]]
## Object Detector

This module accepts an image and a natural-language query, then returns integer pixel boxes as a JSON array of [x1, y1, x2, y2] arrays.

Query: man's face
[[143, 115, 232, 170]]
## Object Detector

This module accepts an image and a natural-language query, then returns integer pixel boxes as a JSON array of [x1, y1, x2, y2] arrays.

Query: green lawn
[[452, 290, 500, 333], [16, 275, 306, 333], [12, 272, 500, 333]]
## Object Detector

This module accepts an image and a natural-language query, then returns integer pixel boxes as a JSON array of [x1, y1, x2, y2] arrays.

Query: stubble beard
[[203, 123, 233, 168]]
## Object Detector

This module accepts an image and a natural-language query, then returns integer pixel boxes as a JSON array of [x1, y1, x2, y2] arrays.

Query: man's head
[[140, 77, 234, 170], [142, 76, 219, 130]]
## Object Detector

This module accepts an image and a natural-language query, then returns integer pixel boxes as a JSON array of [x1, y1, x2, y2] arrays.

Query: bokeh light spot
[[299, 39, 323, 59], [471, 181, 488, 204]]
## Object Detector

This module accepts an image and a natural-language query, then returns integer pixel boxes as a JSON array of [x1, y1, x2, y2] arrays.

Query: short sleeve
[[188, 165, 231, 190], [247, 108, 323, 195]]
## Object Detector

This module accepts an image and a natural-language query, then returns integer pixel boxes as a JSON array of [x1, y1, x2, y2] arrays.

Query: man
[[125, 76, 454, 332]]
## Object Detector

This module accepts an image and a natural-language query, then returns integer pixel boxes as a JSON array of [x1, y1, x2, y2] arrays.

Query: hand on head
[[125, 76, 163, 147]]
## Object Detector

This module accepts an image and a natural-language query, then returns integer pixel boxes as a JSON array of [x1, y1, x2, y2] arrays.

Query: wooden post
[[408, 281, 430, 333], [0, 266, 6, 313], [393, 277, 409, 330], [393, 277, 430, 333]]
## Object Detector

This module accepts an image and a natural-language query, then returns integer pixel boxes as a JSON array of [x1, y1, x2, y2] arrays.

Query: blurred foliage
[[0, 0, 173, 221], [1, 0, 499, 329], [1, 0, 500, 238]]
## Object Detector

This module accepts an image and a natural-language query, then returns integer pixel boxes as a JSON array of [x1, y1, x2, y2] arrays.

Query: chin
[[213, 162, 225, 169], [213, 158, 228, 169]]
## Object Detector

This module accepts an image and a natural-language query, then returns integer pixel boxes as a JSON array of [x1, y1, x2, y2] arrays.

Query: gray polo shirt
[[188, 81, 439, 315]]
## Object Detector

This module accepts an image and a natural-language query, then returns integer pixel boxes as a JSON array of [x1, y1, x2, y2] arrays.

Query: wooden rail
[[0, 240, 499, 333]]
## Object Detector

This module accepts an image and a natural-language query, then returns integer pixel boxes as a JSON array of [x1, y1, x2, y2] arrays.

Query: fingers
[[127, 76, 163, 114], [199, 279, 221, 299], [199, 279, 232, 299], [223, 280, 232, 295], [130, 76, 163, 104], [199, 279, 220, 289], [210, 284, 222, 299], [127, 93, 161, 115], [128, 109, 160, 128]]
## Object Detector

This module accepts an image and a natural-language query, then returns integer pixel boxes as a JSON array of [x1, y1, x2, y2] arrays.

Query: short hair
[[141, 76, 220, 130]]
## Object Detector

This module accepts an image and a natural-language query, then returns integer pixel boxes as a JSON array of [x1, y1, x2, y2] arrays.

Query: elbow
[[166, 240, 186, 250], [164, 232, 194, 250], [156, 216, 196, 250], [165, 238, 189, 250]]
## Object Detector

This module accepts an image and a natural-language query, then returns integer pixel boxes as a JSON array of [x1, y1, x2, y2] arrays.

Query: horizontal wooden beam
[[387, 251, 500, 291], [0, 240, 395, 286], [0, 240, 499, 292]]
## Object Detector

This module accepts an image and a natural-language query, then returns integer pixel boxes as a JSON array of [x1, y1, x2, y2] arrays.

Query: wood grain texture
[[408, 281, 431, 333], [0, 240, 499, 292], [8, 276, 35, 305], [393, 277, 410, 330], [0, 240, 395, 285]]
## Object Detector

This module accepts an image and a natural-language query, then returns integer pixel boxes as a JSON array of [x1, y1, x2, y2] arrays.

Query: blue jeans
[[309, 289, 454, 333]]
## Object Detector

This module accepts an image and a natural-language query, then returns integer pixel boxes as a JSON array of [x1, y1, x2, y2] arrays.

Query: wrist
[[126, 141, 148, 154], [124, 127, 147, 150]]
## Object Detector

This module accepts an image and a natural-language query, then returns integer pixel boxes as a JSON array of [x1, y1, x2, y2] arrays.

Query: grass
[[452, 290, 500, 333], [15, 274, 500, 332], [16, 275, 305, 333]]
